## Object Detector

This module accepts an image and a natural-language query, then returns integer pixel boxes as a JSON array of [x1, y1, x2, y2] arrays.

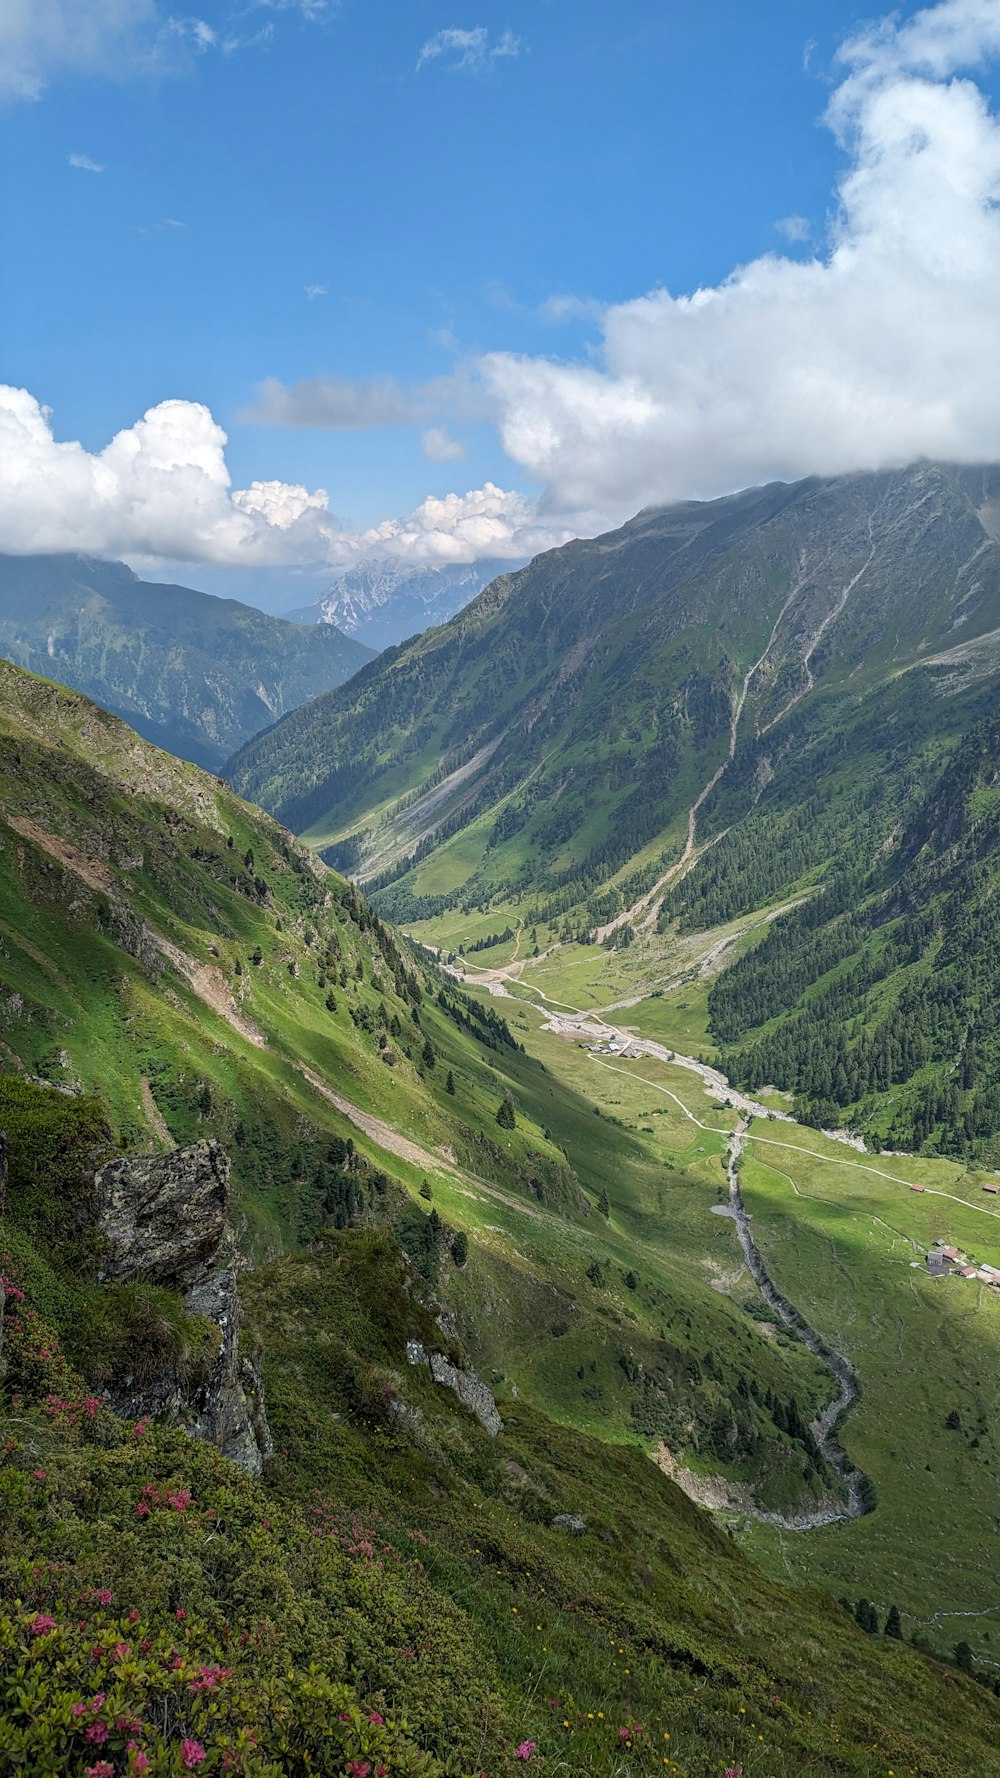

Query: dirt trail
[[297, 1064, 549, 1224], [6, 814, 118, 894], [153, 934, 268, 1048], [140, 1077, 175, 1147], [298, 1065, 446, 1170], [7, 812, 268, 1050]]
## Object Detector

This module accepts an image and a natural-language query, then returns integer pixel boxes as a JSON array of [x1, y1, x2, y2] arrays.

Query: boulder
[[406, 1338, 503, 1436], [94, 1139, 270, 1474], [95, 1140, 230, 1290]]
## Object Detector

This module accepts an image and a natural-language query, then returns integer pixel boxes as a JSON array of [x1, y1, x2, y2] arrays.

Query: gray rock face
[[94, 1140, 270, 1475], [95, 1140, 230, 1291], [406, 1338, 503, 1436]]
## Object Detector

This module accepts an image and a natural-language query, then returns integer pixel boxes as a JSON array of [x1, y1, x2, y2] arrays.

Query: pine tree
[[421, 1035, 436, 1071], [496, 1095, 516, 1130], [445, 1069, 456, 1095], [597, 1187, 610, 1217], [885, 1605, 902, 1640]]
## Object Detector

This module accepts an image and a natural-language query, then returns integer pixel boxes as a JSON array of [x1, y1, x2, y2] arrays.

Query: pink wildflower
[[181, 1739, 206, 1769], [31, 1468, 45, 1481], [514, 1742, 538, 1761], [368, 1711, 384, 1726], [130, 1755, 151, 1775], [95, 1589, 113, 1606], [72, 1703, 89, 1719], [28, 1613, 56, 1636], [346, 1763, 370, 1778], [85, 1765, 114, 1778], [85, 1722, 109, 1745], [133, 1417, 150, 1438]]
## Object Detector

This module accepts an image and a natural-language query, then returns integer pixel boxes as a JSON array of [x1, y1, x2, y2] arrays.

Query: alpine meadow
[[6, 5, 1000, 1778]]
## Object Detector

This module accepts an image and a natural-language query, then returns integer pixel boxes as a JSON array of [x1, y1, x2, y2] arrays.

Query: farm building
[[984, 1183, 1000, 1194]]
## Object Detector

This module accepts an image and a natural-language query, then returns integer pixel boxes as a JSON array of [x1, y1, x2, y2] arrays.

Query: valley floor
[[399, 910, 1000, 1667]]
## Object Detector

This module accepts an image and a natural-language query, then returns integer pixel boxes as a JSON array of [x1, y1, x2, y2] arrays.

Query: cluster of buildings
[[925, 1240, 1000, 1287], [584, 1036, 644, 1060]]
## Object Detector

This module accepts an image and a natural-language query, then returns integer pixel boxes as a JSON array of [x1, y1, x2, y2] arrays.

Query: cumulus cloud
[[338, 482, 565, 566], [0, 386, 566, 569], [242, 375, 421, 429], [0, 0, 158, 101], [422, 426, 466, 463], [477, 0, 1000, 513], [416, 25, 521, 74], [68, 152, 106, 172]]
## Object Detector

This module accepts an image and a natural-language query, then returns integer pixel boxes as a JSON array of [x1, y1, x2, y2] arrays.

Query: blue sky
[[4, 0, 1000, 604]]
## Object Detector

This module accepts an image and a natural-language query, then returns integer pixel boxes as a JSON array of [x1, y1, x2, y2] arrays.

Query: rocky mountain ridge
[[284, 556, 517, 649]]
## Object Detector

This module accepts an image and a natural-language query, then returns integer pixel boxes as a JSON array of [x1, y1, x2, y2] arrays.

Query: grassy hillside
[[0, 552, 373, 769], [0, 655, 849, 1507], [3, 1085, 1000, 1777]]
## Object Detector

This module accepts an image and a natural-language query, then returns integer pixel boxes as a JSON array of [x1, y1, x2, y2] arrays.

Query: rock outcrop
[[94, 1141, 271, 1474], [95, 1140, 230, 1290], [405, 1338, 503, 1436]]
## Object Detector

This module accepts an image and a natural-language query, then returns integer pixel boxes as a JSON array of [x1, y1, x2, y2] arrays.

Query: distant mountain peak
[[284, 556, 520, 649]]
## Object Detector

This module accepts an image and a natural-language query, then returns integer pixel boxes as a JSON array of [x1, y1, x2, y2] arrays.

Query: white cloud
[[68, 152, 106, 172], [0, 386, 568, 569], [304, 283, 328, 300], [339, 482, 565, 566], [0, 0, 330, 102], [0, 0, 158, 101], [416, 25, 521, 74], [476, 0, 1000, 514], [172, 18, 216, 51], [422, 426, 466, 463], [242, 375, 420, 428], [774, 213, 809, 241]]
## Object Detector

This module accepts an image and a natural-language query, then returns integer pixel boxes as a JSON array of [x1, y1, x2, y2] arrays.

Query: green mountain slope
[[229, 461, 1000, 902], [708, 703, 1000, 1157], [228, 460, 1000, 1155], [0, 654, 845, 1506], [4, 1086, 1000, 1777], [0, 552, 374, 769]]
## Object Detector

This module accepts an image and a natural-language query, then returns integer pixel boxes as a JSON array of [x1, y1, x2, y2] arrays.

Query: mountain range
[[283, 556, 518, 649], [0, 551, 374, 770], [231, 459, 1000, 1157]]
